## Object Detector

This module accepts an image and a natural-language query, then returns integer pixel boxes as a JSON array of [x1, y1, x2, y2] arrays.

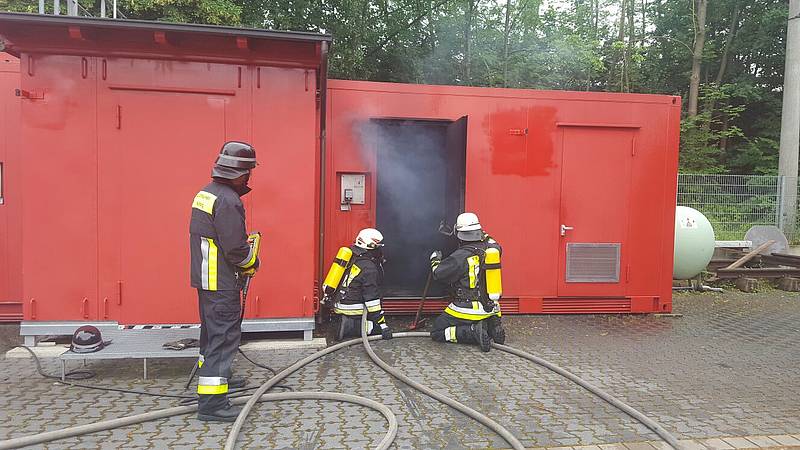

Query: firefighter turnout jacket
[[190, 181, 257, 291], [432, 237, 502, 321], [334, 248, 389, 334]]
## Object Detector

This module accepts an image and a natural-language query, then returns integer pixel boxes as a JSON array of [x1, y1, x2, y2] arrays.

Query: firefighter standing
[[429, 212, 506, 352], [189, 141, 259, 422], [329, 228, 393, 340]]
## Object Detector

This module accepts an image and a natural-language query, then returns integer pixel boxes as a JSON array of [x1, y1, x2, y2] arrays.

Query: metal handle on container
[[560, 224, 574, 236]]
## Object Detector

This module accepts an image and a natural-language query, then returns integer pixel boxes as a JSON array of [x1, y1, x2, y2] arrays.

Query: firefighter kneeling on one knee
[[429, 212, 505, 352], [323, 228, 393, 340]]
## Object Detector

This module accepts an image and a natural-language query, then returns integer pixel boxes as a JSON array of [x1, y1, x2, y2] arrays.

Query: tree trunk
[[626, 0, 635, 91], [687, 0, 707, 117], [715, 1, 740, 85], [618, 0, 626, 91], [503, 0, 512, 87], [641, 0, 646, 46], [463, 0, 475, 85]]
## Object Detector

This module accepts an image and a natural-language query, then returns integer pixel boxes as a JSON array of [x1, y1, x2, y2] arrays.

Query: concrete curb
[[536, 434, 800, 450]]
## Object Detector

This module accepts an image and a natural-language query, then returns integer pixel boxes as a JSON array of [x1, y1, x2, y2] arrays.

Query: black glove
[[381, 327, 393, 340], [481, 299, 495, 313]]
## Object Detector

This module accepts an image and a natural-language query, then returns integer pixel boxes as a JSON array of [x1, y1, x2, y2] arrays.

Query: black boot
[[338, 316, 359, 340], [471, 321, 491, 352], [229, 376, 247, 390], [488, 316, 506, 345], [198, 403, 243, 423]]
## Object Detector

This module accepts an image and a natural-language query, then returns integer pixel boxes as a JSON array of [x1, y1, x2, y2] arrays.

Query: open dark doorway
[[374, 117, 467, 298]]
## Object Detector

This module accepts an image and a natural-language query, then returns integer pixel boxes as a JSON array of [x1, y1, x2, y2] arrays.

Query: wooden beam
[[723, 240, 776, 270]]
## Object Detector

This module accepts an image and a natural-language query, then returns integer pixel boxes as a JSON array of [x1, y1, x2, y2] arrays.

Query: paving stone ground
[[0, 290, 798, 449]]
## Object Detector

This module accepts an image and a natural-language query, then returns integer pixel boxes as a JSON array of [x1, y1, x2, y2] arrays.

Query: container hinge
[[631, 135, 637, 156], [117, 281, 123, 305], [116, 105, 122, 130], [15, 89, 44, 100], [626, 264, 631, 283]]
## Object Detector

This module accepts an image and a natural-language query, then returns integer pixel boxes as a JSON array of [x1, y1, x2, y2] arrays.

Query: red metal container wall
[[325, 81, 680, 314], [14, 55, 320, 324], [0, 53, 22, 322]]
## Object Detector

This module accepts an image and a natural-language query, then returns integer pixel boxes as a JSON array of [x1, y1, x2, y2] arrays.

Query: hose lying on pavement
[[493, 343, 684, 450], [358, 311, 526, 450], [0, 391, 396, 450], [2, 328, 683, 450], [224, 331, 429, 450]]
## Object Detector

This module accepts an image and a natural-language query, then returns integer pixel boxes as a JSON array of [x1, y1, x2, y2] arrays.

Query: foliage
[[0, 0, 792, 175]]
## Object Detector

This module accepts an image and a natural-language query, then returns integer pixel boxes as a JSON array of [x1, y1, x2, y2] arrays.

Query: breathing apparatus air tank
[[322, 247, 354, 297], [484, 247, 502, 301]]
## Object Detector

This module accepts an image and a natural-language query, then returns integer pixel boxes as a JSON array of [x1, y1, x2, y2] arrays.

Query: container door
[[444, 117, 467, 232], [101, 91, 225, 324], [21, 55, 98, 321], [557, 127, 634, 297]]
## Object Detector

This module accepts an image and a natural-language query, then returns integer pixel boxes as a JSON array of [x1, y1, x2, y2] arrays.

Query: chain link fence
[[677, 174, 800, 244]]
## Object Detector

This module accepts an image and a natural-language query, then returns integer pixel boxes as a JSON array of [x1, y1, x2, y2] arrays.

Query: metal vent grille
[[566, 243, 621, 282]]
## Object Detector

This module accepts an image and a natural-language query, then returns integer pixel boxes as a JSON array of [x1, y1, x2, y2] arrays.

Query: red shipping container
[[0, 13, 330, 340], [324, 81, 680, 314], [0, 13, 680, 342]]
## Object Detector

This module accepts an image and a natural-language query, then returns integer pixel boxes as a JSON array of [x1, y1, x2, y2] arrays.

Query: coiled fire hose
[[1, 319, 684, 450]]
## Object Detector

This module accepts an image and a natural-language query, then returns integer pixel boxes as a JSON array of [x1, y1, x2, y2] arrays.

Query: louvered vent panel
[[566, 243, 621, 282]]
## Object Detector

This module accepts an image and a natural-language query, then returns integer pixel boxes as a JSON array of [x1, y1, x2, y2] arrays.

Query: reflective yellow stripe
[[207, 238, 218, 291], [342, 264, 362, 288], [197, 355, 204, 368], [198, 384, 228, 395], [467, 255, 480, 289], [444, 306, 494, 321], [445, 326, 458, 342], [335, 308, 364, 316], [192, 191, 217, 214]]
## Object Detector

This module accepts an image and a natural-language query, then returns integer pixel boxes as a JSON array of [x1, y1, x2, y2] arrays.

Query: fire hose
[[1, 322, 684, 450]]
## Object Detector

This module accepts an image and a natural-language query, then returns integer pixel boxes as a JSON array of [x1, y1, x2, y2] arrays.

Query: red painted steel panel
[[557, 127, 633, 297], [325, 80, 679, 314], [20, 54, 98, 321], [2, 16, 327, 326], [249, 67, 319, 318], [99, 60, 233, 324], [0, 53, 22, 322]]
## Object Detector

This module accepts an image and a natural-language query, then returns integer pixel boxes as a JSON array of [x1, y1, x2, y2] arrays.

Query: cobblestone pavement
[[0, 291, 798, 449]]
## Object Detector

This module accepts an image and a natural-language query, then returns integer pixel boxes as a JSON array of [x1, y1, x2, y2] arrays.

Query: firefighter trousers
[[431, 313, 501, 345], [197, 289, 241, 413], [431, 313, 483, 345]]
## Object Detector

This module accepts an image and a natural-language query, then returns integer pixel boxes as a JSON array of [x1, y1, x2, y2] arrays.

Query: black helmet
[[70, 325, 111, 354], [211, 141, 257, 179]]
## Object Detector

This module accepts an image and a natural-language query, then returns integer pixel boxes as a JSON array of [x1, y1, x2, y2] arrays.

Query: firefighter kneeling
[[429, 212, 506, 352], [324, 228, 393, 340]]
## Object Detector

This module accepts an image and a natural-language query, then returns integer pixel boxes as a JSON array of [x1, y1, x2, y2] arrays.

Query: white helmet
[[355, 228, 384, 250], [455, 212, 483, 241]]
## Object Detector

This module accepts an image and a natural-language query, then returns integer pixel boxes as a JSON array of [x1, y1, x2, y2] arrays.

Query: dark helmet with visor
[[211, 141, 258, 179]]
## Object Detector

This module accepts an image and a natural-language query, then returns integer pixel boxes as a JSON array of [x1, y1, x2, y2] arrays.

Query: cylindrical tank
[[673, 206, 716, 279]]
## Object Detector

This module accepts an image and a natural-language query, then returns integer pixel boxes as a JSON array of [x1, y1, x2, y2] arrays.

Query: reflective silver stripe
[[365, 321, 374, 334], [445, 302, 494, 319], [218, 154, 256, 163], [334, 302, 364, 316], [200, 237, 210, 290], [379, 322, 388, 330], [335, 302, 365, 310], [198, 376, 227, 386], [445, 326, 457, 342], [237, 244, 255, 268], [365, 298, 382, 312]]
